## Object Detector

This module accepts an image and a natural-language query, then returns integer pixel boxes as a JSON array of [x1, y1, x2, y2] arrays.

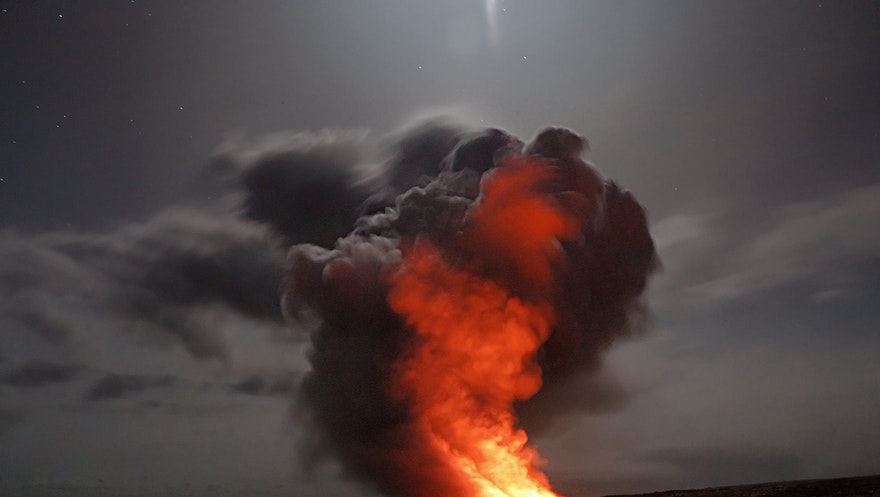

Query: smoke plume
[[283, 123, 658, 497]]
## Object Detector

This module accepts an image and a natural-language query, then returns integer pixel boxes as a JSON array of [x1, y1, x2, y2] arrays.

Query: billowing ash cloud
[[212, 129, 384, 247], [384, 118, 464, 192], [0, 117, 655, 495], [283, 124, 658, 496]]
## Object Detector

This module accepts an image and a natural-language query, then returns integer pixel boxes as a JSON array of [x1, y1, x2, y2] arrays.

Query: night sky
[[2, 1, 879, 496]]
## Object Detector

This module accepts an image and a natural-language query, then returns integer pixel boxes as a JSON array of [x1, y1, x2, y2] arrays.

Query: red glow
[[388, 158, 574, 497], [465, 157, 581, 287]]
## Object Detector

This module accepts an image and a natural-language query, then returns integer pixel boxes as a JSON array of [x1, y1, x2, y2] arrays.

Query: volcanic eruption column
[[285, 127, 658, 497]]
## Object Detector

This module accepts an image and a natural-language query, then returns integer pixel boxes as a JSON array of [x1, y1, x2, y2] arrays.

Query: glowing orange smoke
[[388, 158, 578, 497]]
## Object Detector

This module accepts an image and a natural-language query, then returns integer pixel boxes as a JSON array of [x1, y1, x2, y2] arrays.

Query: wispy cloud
[[651, 184, 880, 310]]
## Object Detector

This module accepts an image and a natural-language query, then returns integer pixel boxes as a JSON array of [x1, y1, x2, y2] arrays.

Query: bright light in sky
[[485, 0, 499, 47]]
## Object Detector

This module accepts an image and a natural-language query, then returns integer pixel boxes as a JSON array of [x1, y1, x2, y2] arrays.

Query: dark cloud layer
[[1, 361, 81, 388], [228, 373, 297, 397], [284, 125, 658, 496], [0, 209, 286, 364], [86, 373, 176, 402]]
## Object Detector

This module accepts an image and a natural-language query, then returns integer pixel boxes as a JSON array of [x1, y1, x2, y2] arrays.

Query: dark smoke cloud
[[0, 117, 655, 495], [211, 129, 384, 247], [384, 118, 464, 191], [357, 118, 472, 220], [1, 129, 390, 423], [283, 125, 658, 496]]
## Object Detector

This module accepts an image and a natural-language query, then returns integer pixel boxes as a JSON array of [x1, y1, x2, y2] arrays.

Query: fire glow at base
[[388, 159, 577, 497], [389, 244, 562, 497]]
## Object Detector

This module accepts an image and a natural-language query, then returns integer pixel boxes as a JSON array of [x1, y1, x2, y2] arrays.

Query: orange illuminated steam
[[388, 158, 579, 497]]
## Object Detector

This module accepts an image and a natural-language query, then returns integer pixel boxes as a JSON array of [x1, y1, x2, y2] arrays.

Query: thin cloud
[[651, 184, 880, 309]]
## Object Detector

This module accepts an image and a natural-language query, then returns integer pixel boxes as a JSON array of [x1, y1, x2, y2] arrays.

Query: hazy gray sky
[[1, 1, 879, 496]]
